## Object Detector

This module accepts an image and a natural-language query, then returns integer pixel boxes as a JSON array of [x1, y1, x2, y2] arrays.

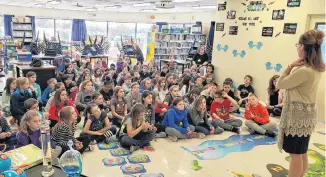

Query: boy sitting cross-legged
[[244, 94, 277, 137]]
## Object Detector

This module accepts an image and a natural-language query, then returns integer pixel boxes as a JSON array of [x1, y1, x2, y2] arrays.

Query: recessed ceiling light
[[193, 5, 216, 9], [133, 3, 152, 7]]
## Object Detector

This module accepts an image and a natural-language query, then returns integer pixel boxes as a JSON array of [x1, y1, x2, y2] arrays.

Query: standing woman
[[277, 30, 325, 177], [192, 46, 209, 67], [266, 75, 284, 117]]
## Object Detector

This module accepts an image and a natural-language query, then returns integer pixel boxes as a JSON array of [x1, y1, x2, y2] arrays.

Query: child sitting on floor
[[2, 77, 16, 116], [26, 71, 42, 103], [110, 86, 128, 127], [17, 110, 62, 157], [244, 94, 277, 137], [44, 82, 65, 112], [125, 83, 142, 112], [163, 85, 180, 107], [118, 103, 155, 152], [41, 78, 57, 104], [52, 106, 92, 155], [122, 76, 132, 94], [75, 81, 94, 123], [236, 75, 255, 107], [100, 80, 114, 102], [0, 104, 16, 152], [210, 90, 242, 134], [162, 97, 205, 142], [83, 104, 117, 144]]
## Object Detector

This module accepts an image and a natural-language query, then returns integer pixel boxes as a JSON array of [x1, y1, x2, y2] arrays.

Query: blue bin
[[17, 53, 32, 61]]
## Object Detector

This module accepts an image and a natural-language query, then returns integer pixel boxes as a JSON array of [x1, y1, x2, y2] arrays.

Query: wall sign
[[229, 26, 238, 35], [272, 9, 285, 20], [218, 2, 227, 11], [227, 10, 236, 19], [283, 23, 297, 34], [216, 23, 225, 31], [287, 0, 301, 7], [262, 27, 274, 37], [247, 1, 266, 11]]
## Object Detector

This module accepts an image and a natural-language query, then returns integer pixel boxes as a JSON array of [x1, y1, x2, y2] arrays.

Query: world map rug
[[181, 134, 276, 160]]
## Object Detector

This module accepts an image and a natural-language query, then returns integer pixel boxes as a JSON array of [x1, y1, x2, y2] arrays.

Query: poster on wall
[[247, 1, 266, 11], [283, 23, 297, 34], [262, 27, 274, 37], [227, 10, 236, 19], [272, 9, 285, 20], [218, 2, 227, 11], [216, 23, 225, 31], [229, 26, 238, 35], [315, 23, 325, 62], [287, 0, 301, 7]]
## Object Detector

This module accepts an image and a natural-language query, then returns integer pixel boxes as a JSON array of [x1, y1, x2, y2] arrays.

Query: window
[[55, 19, 72, 42], [86, 21, 107, 37], [0, 16, 4, 36], [315, 23, 325, 62], [35, 18, 54, 40], [108, 22, 136, 58], [136, 23, 153, 59]]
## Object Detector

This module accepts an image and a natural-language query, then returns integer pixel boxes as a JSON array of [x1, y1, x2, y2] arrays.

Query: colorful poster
[[283, 23, 297, 34], [262, 27, 274, 37], [146, 31, 155, 62], [227, 10, 236, 19], [229, 26, 238, 35], [287, 0, 301, 7], [216, 23, 225, 31], [247, 1, 266, 11], [218, 2, 227, 11], [272, 9, 285, 20]]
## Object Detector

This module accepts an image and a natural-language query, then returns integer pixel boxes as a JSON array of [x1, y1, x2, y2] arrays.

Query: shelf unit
[[153, 33, 206, 61], [4, 43, 18, 74], [11, 17, 34, 43]]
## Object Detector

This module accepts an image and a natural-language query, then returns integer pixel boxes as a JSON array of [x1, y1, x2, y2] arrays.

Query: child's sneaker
[[90, 140, 97, 145], [274, 108, 282, 116], [198, 133, 205, 139], [168, 136, 178, 142], [231, 127, 241, 134], [265, 130, 277, 137], [130, 145, 140, 152], [85, 146, 94, 152], [155, 132, 167, 138]]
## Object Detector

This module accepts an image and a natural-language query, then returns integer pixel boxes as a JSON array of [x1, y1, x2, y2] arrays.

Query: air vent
[[156, 1, 175, 9]]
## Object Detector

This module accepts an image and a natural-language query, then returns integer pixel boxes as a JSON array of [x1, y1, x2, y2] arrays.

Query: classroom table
[[15, 64, 57, 91], [159, 59, 191, 73]]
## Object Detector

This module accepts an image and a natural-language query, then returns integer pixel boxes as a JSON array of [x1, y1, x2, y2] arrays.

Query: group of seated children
[[0, 54, 280, 154]]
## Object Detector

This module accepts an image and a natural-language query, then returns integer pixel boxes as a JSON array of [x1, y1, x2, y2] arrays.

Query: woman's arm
[[266, 91, 271, 106], [276, 89, 285, 107], [277, 65, 308, 89]]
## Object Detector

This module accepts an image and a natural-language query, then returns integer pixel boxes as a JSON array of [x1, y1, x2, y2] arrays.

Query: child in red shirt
[[244, 94, 276, 137], [210, 90, 242, 134]]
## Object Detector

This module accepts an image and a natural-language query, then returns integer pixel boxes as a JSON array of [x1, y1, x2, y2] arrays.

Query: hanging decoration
[[216, 23, 225, 31], [262, 27, 274, 37], [287, 0, 301, 7], [283, 23, 297, 34], [272, 10, 285, 20], [218, 2, 227, 11], [247, 1, 267, 11]]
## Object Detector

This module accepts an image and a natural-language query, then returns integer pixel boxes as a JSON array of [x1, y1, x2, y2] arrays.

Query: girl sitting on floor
[[165, 73, 175, 90], [125, 83, 141, 112], [153, 77, 168, 103], [93, 67, 103, 91], [11, 77, 37, 126], [162, 97, 205, 142], [49, 89, 78, 128], [2, 77, 16, 116], [62, 75, 77, 97], [0, 104, 17, 152], [163, 85, 180, 107], [118, 103, 155, 152], [52, 106, 92, 155], [63, 63, 77, 82], [41, 78, 57, 104], [179, 75, 192, 97], [45, 82, 65, 112], [183, 86, 201, 109], [83, 104, 117, 144], [75, 80, 94, 123], [17, 110, 62, 157], [26, 71, 42, 103], [266, 75, 284, 117], [188, 96, 223, 135], [110, 86, 127, 127]]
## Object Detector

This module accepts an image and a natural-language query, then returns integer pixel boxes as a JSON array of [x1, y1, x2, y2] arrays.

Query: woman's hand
[[291, 59, 305, 68]]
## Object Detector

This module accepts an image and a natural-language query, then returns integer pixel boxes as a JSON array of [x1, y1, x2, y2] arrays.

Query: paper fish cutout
[[127, 154, 151, 164], [102, 157, 126, 167]]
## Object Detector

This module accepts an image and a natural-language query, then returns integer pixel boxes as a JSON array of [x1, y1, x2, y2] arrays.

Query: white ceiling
[[0, 0, 217, 13]]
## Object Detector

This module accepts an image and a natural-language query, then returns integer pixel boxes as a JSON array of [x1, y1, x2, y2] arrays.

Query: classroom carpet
[[78, 117, 326, 177]]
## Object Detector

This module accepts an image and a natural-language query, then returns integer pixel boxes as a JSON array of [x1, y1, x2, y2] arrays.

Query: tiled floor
[[78, 118, 326, 177]]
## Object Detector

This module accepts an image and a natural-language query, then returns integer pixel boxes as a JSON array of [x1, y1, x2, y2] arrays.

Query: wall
[[0, 5, 215, 23], [212, 0, 325, 121]]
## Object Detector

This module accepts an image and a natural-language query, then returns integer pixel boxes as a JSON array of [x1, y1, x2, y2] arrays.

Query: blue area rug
[[181, 134, 276, 160]]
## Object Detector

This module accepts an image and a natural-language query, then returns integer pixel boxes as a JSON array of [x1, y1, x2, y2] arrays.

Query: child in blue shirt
[[41, 78, 57, 104]]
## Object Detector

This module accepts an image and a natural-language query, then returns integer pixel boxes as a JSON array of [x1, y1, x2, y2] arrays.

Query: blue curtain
[[4, 15, 14, 38], [71, 19, 87, 41], [206, 21, 215, 63], [27, 16, 36, 40]]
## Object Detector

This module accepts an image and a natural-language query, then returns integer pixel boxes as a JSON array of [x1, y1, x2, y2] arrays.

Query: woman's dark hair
[[267, 75, 280, 95], [299, 30, 325, 72], [180, 75, 192, 93], [172, 97, 183, 106], [4, 77, 16, 96], [193, 95, 206, 112], [54, 89, 68, 114]]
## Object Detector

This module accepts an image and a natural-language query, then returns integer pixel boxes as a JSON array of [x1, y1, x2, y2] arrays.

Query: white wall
[[0, 5, 215, 23]]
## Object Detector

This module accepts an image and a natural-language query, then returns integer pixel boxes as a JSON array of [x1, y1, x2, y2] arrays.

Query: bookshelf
[[11, 17, 34, 43], [154, 33, 206, 61]]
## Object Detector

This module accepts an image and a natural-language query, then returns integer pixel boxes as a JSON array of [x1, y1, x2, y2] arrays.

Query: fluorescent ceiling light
[[174, 0, 200, 2], [140, 9, 157, 12], [133, 3, 152, 7], [193, 5, 216, 9]]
